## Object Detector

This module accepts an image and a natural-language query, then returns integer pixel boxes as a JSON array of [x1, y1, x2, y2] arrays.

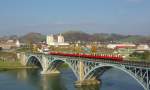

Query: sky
[[0, 0, 150, 36]]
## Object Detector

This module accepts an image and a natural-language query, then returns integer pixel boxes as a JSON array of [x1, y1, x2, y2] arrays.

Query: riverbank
[[0, 59, 69, 70], [0, 60, 38, 70]]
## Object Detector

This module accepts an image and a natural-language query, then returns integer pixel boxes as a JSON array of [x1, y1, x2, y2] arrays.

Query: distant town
[[0, 31, 150, 62]]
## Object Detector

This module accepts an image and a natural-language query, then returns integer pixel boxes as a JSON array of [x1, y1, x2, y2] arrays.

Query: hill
[[19, 32, 46, 43], [1, 31, 150, 44]]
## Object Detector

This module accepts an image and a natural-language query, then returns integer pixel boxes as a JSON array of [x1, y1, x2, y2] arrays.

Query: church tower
[[58, 34, 64, 43], [46, 34, 54, 45]]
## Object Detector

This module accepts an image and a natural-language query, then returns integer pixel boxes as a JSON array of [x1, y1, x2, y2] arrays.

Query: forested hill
[[62, 31, 150, 43], [0, 31, 150, 44]]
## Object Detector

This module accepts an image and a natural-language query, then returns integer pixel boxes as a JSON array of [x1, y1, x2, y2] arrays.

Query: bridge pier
[[40, 55, 61, 74], [79, 61, 84, 81], [17, 52, 27, 66], [75, 80, 100, 87], [40, 69, 60, 74], [75, 61, 100, 86]]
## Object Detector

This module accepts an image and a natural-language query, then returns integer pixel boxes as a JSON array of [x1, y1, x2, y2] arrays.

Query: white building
[[107, 43, 136, 49], [46, 35, 54, 45], [16, 40, 20, 47], [0, 39, 20, 49], [46, 34, 69, 46], [137, 44, 150, 50], [58, 34, 64, 43]]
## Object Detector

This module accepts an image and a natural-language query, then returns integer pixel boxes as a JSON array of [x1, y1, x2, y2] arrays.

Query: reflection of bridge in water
[[19, 52, 150, 90]]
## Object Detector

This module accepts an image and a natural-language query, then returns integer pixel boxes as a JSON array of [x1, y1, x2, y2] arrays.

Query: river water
[[0, 68, 144, 90]]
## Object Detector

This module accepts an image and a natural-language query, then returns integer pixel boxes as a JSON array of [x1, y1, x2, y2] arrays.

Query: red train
[[49, 52, 123, 61]]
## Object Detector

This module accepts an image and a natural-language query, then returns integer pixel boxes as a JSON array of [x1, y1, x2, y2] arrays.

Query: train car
[[49, 52, 123, 61]]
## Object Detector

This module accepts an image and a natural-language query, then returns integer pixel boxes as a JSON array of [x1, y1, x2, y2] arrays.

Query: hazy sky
[[0, 0, 150, 36]]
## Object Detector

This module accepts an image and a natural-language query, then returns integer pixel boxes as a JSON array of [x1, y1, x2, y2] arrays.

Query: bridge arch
[[48, 58, 79, 80], [27, 55, 43, 70], [84, 63, 146, 90]]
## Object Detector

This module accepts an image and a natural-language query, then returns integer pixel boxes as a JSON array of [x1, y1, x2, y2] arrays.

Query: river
[[0, 68, 144, 90]]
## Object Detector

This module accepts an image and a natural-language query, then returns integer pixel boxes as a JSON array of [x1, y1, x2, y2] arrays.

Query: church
[[46, 34, 69, 46]]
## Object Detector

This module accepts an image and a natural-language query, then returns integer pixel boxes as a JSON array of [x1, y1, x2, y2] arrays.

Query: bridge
[[18, 52, 150, 90]]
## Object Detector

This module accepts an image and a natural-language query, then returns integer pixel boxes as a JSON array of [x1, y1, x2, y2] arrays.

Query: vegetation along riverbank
[[0, 51, 33, 70]]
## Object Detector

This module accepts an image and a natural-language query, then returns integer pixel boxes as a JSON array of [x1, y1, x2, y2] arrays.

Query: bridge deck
[[51, 55, 150, 68], [28, 52, 150, 68]]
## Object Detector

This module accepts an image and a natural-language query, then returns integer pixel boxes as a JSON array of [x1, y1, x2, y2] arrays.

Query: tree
[[75, 46, 82, 53], [130, 51, 150, 61], [91, 45, 97, 54]]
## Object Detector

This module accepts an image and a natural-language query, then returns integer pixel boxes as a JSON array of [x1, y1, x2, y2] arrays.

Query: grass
[[0, 60, 24, 69]]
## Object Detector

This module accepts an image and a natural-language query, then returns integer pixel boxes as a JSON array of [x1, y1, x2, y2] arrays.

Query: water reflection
[[16, 69, 67, 90], [40, 74, 67, 90], [0, 68, 144, 90], [40, 75, 49, 90], [17, 69, 27, 81], [76, 85, 100, 90]]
